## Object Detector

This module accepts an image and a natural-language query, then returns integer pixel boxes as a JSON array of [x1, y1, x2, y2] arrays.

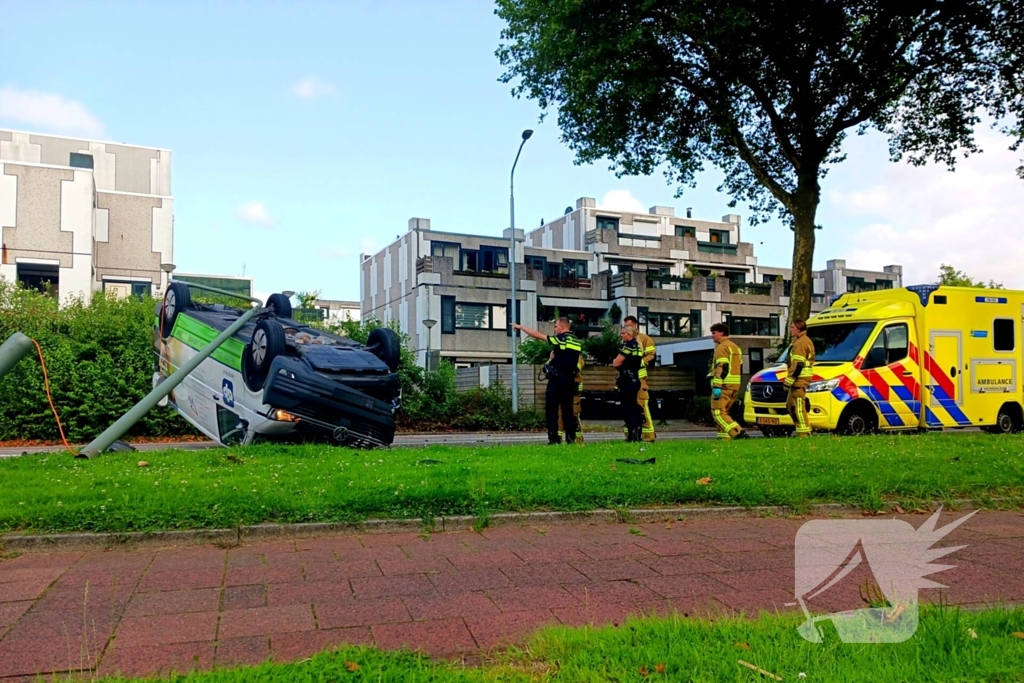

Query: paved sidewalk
[[0, 511, 1021, 680]]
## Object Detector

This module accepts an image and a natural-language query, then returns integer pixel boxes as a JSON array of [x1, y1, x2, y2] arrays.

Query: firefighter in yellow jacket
[[708, 322, 749, 440], [784, 318, 815, 437], [624, 315, 656, 441]]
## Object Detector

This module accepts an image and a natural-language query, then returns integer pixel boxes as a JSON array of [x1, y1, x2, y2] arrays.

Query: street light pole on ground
[[509, 129, 533, 414]]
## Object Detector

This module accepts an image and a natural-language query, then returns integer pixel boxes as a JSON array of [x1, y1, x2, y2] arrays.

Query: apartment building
[[0, 128, 173, 302], [315, 299, 361, 323], [360, 198, 902, 371]]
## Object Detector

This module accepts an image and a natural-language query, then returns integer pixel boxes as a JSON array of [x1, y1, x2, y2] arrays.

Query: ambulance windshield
[[806, 322, 876, 362]]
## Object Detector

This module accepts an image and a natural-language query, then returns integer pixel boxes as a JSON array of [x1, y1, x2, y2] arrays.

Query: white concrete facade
[[0, 128, 174, 304]]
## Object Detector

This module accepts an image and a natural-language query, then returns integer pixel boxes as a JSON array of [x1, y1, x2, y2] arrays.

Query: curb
[[2, 499, 1011, 553]]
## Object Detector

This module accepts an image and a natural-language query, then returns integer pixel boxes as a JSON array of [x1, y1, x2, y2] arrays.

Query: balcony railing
[[730, 282, 772, 297], [543, 277, 592, 289], [647, 274, 693, 291], [697, 242, 738, 255], [453, 269, 509, 278], [416, 256, 434, 274]]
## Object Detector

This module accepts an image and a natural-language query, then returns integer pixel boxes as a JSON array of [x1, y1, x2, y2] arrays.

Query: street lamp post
[[423, 318, 437, 371], [509, 129, 533, 414]]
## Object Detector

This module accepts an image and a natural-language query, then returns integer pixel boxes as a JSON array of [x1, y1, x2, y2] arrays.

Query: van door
[[859, 321, 918, 428], [927, 330, 972, 426]]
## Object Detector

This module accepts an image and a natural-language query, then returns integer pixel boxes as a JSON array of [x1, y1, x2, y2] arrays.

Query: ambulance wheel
[[267, 293, 293, 319], [243, 319, 286, 392], [159, 282, 192, 338], [836, 402, 877, 436], [986, 403, 1023, 434], [367, 328, 401, 372]]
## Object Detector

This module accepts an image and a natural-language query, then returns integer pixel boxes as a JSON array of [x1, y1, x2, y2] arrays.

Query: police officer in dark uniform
[[613, 325, 645, 441], [513, 317, 582, 445]]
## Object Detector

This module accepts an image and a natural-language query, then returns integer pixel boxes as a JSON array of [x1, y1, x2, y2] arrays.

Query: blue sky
[[3, 0, 1023, 301]]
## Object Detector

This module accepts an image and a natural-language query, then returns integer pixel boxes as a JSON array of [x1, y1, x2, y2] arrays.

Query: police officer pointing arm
[[512, 317, 582, 445]]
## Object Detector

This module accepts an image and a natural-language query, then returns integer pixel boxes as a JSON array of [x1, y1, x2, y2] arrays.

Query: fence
[[454, 364, 697, 417]]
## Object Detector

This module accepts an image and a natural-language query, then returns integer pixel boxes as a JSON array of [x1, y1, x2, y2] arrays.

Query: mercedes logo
[[763, 385, 774, 398]]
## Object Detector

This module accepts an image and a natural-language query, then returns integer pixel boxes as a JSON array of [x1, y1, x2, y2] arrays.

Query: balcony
[[542, 277, 592, 289], [647, 274, 693, 291], [729, 282, 772, 297], [416, 256, 434, 274], [697, 242, 738, 255]]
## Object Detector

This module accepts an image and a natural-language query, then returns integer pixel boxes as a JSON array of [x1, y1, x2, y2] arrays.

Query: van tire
[[267, 293, 293, 319], [160, 282, 192, 338], [243, 320, 286, 392], [836, 402, 877, 436], [985, 403, 1023, 434], [367, 328, 402, 372]]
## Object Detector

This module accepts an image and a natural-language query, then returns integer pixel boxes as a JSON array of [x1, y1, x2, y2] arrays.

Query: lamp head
[[522, 129, 533, 140]]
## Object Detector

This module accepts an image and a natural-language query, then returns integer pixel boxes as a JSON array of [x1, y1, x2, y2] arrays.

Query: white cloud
[[598, 191, 643, 215], [317, 246, 350, 259], [826, 129, 1024, 288], [236, 201, 274, 228], [292, 76, 337, 100], [597, 189, 648, 214], [0, 86, 105, 137]]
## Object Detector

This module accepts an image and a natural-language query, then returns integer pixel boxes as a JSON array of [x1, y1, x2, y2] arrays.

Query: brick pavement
[[0, 510, 1021, 680]]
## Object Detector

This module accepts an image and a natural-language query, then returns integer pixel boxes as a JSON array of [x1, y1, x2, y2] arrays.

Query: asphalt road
[[0, 428, 729, 457]]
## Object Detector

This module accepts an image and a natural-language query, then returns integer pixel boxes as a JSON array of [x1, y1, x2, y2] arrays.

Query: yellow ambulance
[[743, 285, 1024, 436]]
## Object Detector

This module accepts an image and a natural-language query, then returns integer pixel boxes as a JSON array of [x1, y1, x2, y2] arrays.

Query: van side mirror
[[864, 346, 886, 369]]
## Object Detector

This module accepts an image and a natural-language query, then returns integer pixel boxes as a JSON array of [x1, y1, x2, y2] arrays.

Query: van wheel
[[837, 403, 877, 436], [159, 282, 192, 338], [267, 293, 293, 319], [243, 319, 286, 391], [985, 404, 1023, 434], [367, 328, 402, 372]]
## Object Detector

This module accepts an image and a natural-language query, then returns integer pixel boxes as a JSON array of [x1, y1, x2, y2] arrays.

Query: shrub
[[516, 338, 551, 364], [0, 278, 195, 442], [582, 319, 620, 365]]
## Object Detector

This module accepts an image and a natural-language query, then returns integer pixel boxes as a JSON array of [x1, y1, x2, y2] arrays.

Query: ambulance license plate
[[757, 418, 780, 426]]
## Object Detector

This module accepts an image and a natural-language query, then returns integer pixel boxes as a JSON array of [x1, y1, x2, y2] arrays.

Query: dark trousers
[[546, 380, 577, 443], [621, 387, 642, 435]]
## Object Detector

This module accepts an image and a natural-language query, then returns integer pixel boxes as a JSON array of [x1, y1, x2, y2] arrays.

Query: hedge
[[0, 280, 194, 442]]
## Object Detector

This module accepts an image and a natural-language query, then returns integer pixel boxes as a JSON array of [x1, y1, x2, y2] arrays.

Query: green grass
[[87, 606, 1024, 682], [1, 433, 1022, 534]]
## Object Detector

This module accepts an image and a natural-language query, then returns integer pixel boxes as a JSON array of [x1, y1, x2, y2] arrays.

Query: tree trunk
[[788, 174, 820, 325]]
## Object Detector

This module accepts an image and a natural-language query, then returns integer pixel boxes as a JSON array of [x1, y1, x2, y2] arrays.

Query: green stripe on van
[[170, 315, 246, 371]]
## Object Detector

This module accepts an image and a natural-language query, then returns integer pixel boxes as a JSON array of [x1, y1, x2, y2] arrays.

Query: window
[[431, 241, 460, 260], [618, 234, 660, 248], [480, 246, 509, 274], [506, 299, 522, 336], [726, 315, 781, 336], [706, 276, 716, 292], [16, 263, 59, 296], [609, 263, 632, 274], [456, 303, 489, 329], [727, 272, 746, 286], [69, 152, 94, 169], [563, 260, 588, 279], [544, 262, 562, 279], [674, 226, 696, 238], [709, 229, 730, 244], [596, 216, 619, 231], [455, 303, 507, 330], [131, 282, 150, 299], [642, 311, 697, 338], [441, 296, 456, 334], [994, 319, 1015, 351], [863, 323, 909, 368], [458, 246, 508, 274], [525, 256, 547, 273], [806, 322, 876, 362]]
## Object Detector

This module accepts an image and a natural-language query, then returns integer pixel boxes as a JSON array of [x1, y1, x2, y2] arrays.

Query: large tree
[[495, 0, 1023, 321]]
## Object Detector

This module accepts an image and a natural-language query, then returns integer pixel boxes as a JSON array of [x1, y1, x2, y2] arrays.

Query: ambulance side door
[[859, 321, 919, 428]]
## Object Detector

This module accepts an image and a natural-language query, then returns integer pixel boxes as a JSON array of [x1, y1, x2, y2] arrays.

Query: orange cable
[[31, 338, 77, 455]]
